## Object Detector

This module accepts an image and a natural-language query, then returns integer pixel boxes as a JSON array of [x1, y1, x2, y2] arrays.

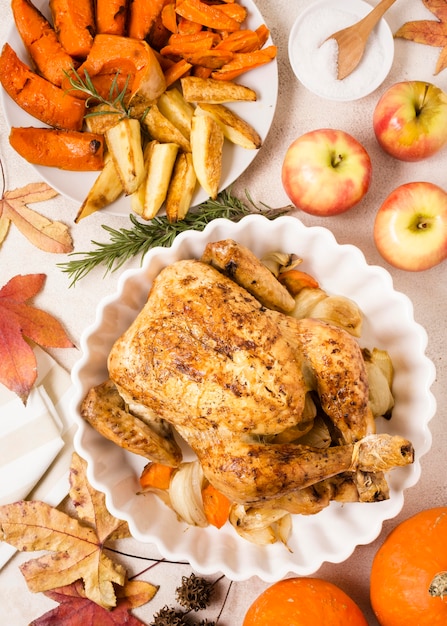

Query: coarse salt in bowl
[[288, 0, 394, 101]]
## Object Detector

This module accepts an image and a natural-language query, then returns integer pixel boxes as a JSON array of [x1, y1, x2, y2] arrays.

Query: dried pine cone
[[150, 605, 188, 626], [176, 573, 215, 612]]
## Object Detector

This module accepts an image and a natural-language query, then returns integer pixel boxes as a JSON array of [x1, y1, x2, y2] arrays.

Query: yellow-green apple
[[373, 81, 447, 161], [281, 129, 372, 216], [374, 182, 447, 271]]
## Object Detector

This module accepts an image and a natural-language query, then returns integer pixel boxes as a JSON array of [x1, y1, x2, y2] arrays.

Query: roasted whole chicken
[[81, 240, 414, 513]]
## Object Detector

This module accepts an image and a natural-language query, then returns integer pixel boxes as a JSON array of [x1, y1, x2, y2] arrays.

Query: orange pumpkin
[[370, 507, 447, 625], [243, 577, 368, 626]]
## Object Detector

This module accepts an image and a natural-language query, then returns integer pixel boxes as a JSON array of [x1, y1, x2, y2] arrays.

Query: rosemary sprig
[[64, 66, 130, 117], [58, 189, 292, 286]]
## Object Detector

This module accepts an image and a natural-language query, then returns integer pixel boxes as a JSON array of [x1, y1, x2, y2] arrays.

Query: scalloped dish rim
[[71, 215, 436, 581]]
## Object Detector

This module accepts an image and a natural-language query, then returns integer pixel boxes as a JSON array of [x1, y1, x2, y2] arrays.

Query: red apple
[[373, 81, 447, 161], [374, 182, 447, 271], [281, 128, 372, 216]]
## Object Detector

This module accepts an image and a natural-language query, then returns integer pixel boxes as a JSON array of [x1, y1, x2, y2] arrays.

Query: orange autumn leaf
[[0, 165, 73, 253], [30, 579, 157, 626], [395, 0, 447, 73], [0, 453, 141, 610], [423, 0, 447, 21], [0, 273, 74, 403]]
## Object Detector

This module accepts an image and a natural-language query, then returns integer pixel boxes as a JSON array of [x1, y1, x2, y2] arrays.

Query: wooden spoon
[[325, 0, 397, 80]]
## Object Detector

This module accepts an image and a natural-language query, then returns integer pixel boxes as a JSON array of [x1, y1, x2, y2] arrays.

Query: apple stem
[[331, 152, 344, 168], [416, 83, 430, 116]]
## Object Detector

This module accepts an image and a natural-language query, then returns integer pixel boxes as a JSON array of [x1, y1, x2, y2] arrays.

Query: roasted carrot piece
[[168, 31, 221, 45], [49, 0, 95, 59], [153, 48, 175, 71], [161, 1, 178, 33], [96, 0, 128, 35], [128, 0, 165, 39], [11, 0, 76, 87], [164, 58, 192, 86], [147, 5, 172, 50], [278, 269, 319, 296], [215, 30, 261, 53], [192, 64, 212, 78], [0, 44, 85, 131], [215, 2, 247, 24], [9, 127, 105, 171], [211, 45, 277, 80], [183, 49, 233, 69], [139, 462, 176, 491], [175, 0, 241, 32], [255, 23, 270, 48], [177, 16, 203, 35], [202, 483, 231, 529], [160, 34, 216, 57]]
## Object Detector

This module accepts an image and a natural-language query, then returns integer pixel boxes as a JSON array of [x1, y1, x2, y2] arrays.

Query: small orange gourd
[[243, 577, 368, 626], [370, 507, 447, 625]]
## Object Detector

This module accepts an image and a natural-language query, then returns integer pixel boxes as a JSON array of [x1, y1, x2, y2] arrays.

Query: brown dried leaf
[[0, 273, 75, 403], [0, 454, 138, 610], [394, 0, 447, 73], [423, 0, 447, 22], [395, 19, 447, 46], [0, 181, 73, 253], [0, 213, 10, 245], [30, 579, 157, 626], [69, 452, 130, 541], [435, 40, 447, 71]]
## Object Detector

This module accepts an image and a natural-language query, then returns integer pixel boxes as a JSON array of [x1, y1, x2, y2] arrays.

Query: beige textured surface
[[0, 0, 446, 623]]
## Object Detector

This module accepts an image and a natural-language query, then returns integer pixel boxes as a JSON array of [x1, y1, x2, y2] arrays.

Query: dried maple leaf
[[395, 0, 447, 73], [0, 453, 138, 610], [29, 579, 158, 625], [0, 273, 74, 403], [0, 161, 73, 253]]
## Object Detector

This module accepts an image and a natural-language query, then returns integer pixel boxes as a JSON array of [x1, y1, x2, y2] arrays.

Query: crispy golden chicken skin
[[101, 257, 413, 504]]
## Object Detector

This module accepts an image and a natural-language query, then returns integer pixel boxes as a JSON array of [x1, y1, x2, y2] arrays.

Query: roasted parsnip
[[141, 104, 191, 152], [190, 113, 224, 200], [195, 103, 262, 149], [181, 75, 257, 103], [84, 104, 126, 135], [137, 141, 179, 221], [75, 152, 123, 222], [157, 87, 195, 141], [105, 117, 145, 195], [165, 152, 197, 223]]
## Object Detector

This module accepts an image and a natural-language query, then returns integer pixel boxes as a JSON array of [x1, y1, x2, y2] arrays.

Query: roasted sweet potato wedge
[[49, 0, 95, 59], [128, 0, 165, 40], [0, 43, 86, 131], [65, 34, 167, 109], [96, 0, 128, 35], [11, 0, 76, 86], [9, 127, 105, 171]]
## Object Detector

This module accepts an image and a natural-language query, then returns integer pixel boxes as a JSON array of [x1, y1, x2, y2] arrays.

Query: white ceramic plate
[[2, 0, 277, 216], [288, 0, 394, 101], [71, 215, 436, 581]]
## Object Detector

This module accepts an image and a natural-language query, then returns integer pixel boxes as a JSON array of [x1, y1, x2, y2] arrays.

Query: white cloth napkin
[[0, 346, 75, 568]]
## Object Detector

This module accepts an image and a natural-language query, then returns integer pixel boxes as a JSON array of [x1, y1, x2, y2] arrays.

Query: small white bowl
[[288, 0, 395, 101]]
